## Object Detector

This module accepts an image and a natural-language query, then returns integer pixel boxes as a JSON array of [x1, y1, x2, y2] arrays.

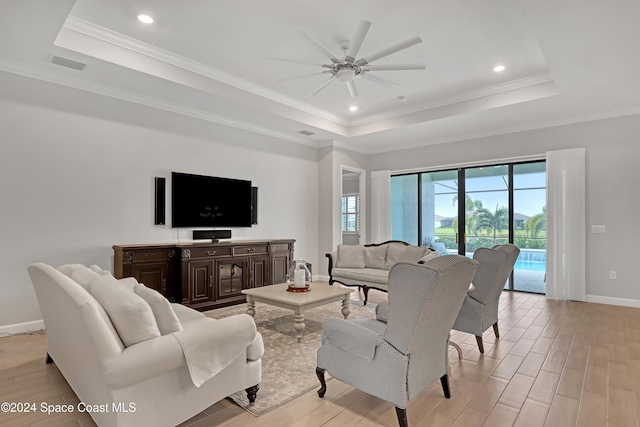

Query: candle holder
[[286, 259, 312, 288]]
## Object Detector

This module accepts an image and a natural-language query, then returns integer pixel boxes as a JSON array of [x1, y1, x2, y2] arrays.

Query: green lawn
[[434, 227, 546, 238]]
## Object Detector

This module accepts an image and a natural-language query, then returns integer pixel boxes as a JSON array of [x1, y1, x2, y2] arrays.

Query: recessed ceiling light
[[349, 106, 358, 111], [493, 65, 506, 72], [138, 14, 154, 24]]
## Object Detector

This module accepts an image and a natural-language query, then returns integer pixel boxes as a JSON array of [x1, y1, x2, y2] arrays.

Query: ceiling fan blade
[[298, 30, 338, 62], [355, 35, 422, 66], [278, 72, 328, 82], [310, 75, 337, 96], [346, 80, 359, 98], [346, 20, 371, 62], [362, 64, 426, 71], [359, 73, 400, 88], [266, 57, 331, 68]]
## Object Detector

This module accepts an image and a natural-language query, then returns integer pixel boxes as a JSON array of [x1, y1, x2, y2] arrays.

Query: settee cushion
[[134, 283, 183, 335], [332, 267, 389, 284], [400, 246, 429, 264], [384, 245, 405, 270], [336, 244, 366, 268], [365, 245, 388, 269], [89, 275, 161, 347]]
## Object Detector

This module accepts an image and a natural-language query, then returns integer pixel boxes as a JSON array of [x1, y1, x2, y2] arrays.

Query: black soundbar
[[193, 230, 232, 241]]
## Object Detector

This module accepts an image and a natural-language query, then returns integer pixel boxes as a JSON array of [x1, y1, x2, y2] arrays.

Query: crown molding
[[365, 106, 640, 154], [348, 73, 555, 128], [0, 58, 318, 147], [63, 16, 350, 127]]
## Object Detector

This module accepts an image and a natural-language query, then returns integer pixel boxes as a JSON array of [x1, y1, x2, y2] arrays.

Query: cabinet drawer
[[189, 247, 232, 259], [132, 250, 167, 262], [234, 245, 268, 256], [270, 243, 290, 252]]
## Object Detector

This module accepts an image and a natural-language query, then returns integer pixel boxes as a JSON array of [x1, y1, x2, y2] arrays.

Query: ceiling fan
[[271, 20, 426, 98]]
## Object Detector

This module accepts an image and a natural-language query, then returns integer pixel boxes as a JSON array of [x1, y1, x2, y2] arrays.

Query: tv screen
[[172, 172, 252, 228]]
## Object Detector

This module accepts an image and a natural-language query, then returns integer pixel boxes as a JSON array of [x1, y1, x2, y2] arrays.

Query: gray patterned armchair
[[315, 255, 479, 427], [452, 244, 520, 353]]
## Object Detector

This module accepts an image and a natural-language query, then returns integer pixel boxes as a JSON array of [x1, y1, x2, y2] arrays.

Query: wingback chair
[[316, 256, 479, 427], [452, 244, 520, 353]]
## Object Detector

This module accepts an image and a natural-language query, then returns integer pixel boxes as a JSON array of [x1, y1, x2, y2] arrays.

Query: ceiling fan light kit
[[281, 20, 426, 98]]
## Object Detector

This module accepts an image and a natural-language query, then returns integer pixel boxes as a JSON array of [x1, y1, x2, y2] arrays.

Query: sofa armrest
[[326, 251, 337, 277], [322, 317, 384, 361], [102, 333, 186, 390], [171, 303, 205, 324], [103, 315, 258, 390]]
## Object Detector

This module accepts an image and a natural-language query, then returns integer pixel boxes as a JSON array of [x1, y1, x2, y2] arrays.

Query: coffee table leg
[[294, 309, 305, 343], [341, 297, 350, 319], [246, 298, 256, 317]]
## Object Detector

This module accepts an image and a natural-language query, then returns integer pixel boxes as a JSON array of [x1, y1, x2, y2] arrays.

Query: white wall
[[0, 93, 319, 329], [370, 114, 640, 306], [317, 145, 369, 276]]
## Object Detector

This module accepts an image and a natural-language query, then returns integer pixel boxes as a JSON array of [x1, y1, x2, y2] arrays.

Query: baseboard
[[0, 319, 45, 337], [314, 275, 330, 282], [585, 294, 640, 309]]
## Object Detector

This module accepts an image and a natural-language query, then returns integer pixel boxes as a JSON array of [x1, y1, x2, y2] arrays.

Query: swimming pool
[[514, 259, 546, 272]]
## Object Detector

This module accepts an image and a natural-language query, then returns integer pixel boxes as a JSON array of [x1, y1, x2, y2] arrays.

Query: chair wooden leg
[[395, 407, 408, 427], [493, 322, 500, 338], [316, 367, 327, 397], [475, 335, 485, 354], [440, 374, 451, 398], [362, 286, 370, 305], [45, 353, 53, 364], [245, 384, 259, 406]]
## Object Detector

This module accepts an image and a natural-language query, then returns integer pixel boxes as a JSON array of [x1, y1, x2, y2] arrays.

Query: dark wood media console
[[113, 239, 295, 311]]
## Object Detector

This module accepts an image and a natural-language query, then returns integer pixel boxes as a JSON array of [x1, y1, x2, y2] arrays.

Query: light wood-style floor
[[1, 290, 640, 427]]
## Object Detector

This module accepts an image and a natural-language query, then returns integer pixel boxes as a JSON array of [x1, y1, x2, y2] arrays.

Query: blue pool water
[[514, 259, 546, 272]]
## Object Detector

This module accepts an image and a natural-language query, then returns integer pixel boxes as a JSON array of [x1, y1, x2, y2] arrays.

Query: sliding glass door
[[390, 161, 546, 294], [512, 163, 546, 293]]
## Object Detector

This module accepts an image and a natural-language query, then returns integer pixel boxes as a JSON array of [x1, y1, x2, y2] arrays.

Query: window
[[391, 160, 547, 294], [342, 194, 360, 233]]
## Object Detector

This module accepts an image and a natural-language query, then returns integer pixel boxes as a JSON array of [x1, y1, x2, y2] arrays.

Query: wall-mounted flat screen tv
[[172, 172, 252, 228]]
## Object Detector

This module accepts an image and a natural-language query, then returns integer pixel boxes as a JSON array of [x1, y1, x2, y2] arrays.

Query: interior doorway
[[341, 166, 366, 245]]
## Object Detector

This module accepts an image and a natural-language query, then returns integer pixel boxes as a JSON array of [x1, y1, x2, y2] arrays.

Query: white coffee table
[[241, 281, 353, 343]]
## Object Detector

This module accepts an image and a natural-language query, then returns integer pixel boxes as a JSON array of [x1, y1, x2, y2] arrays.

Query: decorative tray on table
[[287, 284, 311, 292]]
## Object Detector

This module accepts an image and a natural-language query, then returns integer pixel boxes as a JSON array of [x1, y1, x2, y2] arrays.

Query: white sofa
[[326, 241, 439, 304], [28, 263, 263, 427]]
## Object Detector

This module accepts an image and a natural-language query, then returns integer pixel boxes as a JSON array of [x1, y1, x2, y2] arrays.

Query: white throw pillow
[[384, 245, 406, 270], [400, 245, 428, 264], [58, 264, 100, 291], [365, 245, 388, 269], [134, 283, 183, 335], [89, 264, 112, 276], [418, 250, 441, 264], [336, 244, 366, 268], [57, 263, 84, 277], [118, 277, 138, 291], [89, 275, 160, 347]]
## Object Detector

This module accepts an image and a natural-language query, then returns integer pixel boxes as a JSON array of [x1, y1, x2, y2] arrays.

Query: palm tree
[[524, 206, 546, 238], [452, 195, 484, 235], [475, 204, 509, 244]]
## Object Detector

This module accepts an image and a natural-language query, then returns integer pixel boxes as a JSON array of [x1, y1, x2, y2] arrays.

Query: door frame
[[340, 165, 366, 245]]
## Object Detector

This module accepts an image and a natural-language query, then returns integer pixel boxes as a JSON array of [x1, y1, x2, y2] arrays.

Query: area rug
[[204, 299, 376, 416]]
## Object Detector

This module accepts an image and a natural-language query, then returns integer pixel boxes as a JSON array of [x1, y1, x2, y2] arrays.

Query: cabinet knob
[[248, 248, 255, 253], [207, 250, 216, 256]]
